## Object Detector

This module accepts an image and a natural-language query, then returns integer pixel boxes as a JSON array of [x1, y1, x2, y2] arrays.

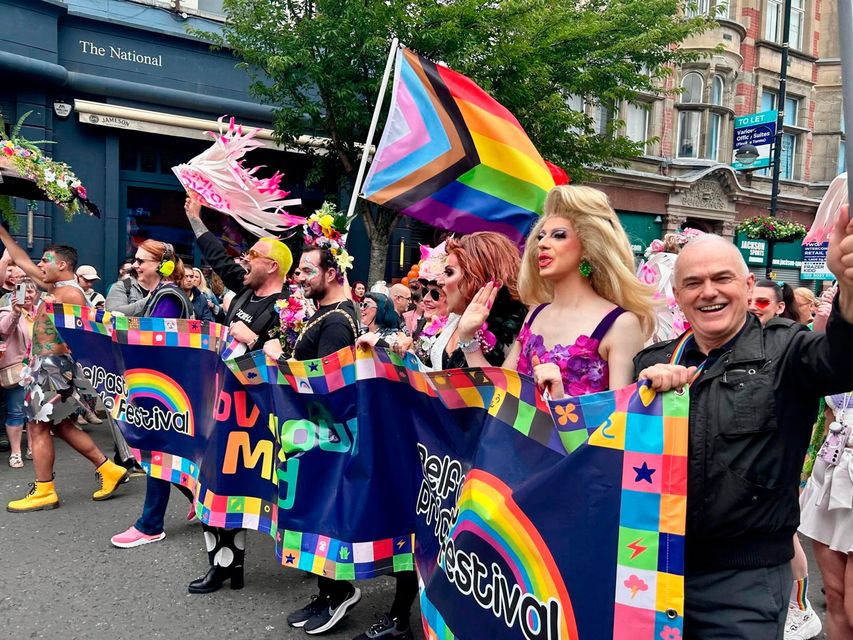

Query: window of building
[[128, 0, 226, 21], [758, 90, 802, 179], [681, 73, 704, 103], [686, 0, 711, 17], [840, 112, 847, 174], [676, 73, 728, 161], [597, 101, 616, 135], [678, 111, 702, 158], [766, 0, 805, 50], [625, 103, 650, 152]]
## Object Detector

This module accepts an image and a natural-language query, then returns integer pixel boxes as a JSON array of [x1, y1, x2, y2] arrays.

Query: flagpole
[[840, 0, 853, 205], [346, 37, 399, 221]]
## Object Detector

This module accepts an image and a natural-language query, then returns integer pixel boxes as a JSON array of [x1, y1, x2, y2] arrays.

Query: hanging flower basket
[[0, 111, 99, 227], [735, 215, 807, 241]]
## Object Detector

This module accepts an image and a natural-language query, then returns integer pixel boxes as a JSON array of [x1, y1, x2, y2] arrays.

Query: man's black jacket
[[633, 302, 853, 573]]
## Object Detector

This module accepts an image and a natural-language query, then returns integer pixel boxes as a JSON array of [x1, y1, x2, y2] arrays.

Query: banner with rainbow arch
[[49, 304, 687, 640]]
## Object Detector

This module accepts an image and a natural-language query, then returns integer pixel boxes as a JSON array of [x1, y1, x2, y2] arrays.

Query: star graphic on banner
[[285, 554, 295, 564], [309, 362, 319, 372], [633, 461, 656, 484]]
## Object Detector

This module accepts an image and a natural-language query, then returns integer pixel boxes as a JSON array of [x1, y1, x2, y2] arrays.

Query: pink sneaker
[[110, 526, 166, 549]]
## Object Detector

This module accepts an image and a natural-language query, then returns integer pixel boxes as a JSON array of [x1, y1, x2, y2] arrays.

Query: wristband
[[457, 336, 481, 353]]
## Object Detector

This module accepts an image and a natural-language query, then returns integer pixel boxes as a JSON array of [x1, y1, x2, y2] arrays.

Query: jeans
[[135, 476, 172, 535]]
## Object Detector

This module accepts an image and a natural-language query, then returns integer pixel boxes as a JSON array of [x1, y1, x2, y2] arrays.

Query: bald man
[[389, 283, 412, 317], [634, 217, 853, 640]]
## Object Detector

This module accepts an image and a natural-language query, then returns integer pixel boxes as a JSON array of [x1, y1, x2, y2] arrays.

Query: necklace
[[292, 301, 357, 352]]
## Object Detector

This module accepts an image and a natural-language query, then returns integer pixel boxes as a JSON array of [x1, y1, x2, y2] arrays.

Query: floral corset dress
[[516, 304, 625, 396]]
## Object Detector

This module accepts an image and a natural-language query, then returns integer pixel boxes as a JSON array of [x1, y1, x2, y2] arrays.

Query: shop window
[[766, 0, 805, 50]]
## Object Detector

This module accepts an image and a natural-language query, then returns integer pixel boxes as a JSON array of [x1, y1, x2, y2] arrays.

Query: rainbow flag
[[361, 47, 555, 244]]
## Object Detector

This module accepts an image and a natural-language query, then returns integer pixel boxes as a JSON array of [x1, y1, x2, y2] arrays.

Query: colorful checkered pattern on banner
[[46, 302, 113, 336], [278, 530, 414, 581], [134, 448, 199, 491], [550, 383, 688, 639], [111, 316, 227, 352], [229, 348, 562, 453]]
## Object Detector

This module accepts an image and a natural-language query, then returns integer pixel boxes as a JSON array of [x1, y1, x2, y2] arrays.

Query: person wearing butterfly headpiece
[[0, 226, 131, 513], [634, 206, 853, 640], [182, 193, 293, 595], [263, 203, 362, 636]]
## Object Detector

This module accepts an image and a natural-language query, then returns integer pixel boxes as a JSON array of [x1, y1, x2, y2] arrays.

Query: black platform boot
[[188, 526, 245, 593]]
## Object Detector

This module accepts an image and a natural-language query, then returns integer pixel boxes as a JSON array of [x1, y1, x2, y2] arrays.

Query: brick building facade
[[590, 0, 845, 281]]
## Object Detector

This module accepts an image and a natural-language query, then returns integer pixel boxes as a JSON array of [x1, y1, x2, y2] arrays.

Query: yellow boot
[[93, 459, 129, 501], [7, 481, 60, 512]]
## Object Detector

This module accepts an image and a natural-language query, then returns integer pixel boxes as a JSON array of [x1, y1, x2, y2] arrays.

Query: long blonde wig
[[518, 185, 656, 338]]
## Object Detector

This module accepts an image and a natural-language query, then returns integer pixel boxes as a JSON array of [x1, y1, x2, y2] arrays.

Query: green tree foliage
[[212, 0, 715, 281]]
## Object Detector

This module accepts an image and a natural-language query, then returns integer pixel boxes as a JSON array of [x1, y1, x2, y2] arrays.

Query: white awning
[[73, 100, 331, 153]]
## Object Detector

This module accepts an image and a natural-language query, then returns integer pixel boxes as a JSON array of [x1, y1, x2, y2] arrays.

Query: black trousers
[[683, 563, 791, 640]]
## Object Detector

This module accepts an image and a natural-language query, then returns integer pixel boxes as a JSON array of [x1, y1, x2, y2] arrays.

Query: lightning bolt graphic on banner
[[627, 538, 648, 560]]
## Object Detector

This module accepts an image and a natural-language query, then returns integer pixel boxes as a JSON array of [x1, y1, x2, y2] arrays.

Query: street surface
[[0, 425, 424, 640], [0, 425, 830, 639]]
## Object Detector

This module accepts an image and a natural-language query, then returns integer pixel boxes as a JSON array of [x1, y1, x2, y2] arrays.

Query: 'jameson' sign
[[79, 40, 163, 68]]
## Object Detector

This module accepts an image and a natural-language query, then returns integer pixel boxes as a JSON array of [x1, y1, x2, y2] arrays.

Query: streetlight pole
[[840, 0, 853, 206], [767, 0, 793, 278]]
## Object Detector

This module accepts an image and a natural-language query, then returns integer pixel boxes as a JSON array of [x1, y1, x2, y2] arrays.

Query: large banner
[[50, 304, 687, 640]]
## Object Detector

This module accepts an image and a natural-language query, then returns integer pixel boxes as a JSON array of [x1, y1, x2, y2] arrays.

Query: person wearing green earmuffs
[[110, 239, 194, 549]]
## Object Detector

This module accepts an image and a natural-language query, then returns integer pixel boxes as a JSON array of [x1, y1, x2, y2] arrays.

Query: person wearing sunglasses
[[184, 193, 293, 595], [402, 290, 424, 335], [0, 226, 131, 513], [355, 293, 411, 355], [110, 239, 197, 550], [749, 279, 800, 326]]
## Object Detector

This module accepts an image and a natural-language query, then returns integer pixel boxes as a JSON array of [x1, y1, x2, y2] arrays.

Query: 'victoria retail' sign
[[79, 39, 163, 68]]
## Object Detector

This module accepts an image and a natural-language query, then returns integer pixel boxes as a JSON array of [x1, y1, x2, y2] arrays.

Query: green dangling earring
[[579, 258, 593, 278]]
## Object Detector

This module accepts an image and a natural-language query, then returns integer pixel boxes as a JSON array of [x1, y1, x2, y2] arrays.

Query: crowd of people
[[1, 183, 853, 640]]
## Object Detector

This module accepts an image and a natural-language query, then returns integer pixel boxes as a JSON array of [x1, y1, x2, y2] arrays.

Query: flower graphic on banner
[[554, 403, 579, 426], [660, 625, 682, 640]]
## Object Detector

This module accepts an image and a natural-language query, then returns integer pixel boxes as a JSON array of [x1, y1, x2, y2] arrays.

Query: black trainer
[[303, 586, 362, 635], [287, 594, 329, 628], [352, 613, 414, 639]]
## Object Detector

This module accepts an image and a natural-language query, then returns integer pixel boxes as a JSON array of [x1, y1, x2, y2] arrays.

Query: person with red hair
[[111, 239, 195, 549]]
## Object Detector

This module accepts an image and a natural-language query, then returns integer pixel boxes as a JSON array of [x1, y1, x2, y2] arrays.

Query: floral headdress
[[1, 111, 98, 227], [417, 241, 448, 283], [303, 202, 355, 274]]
